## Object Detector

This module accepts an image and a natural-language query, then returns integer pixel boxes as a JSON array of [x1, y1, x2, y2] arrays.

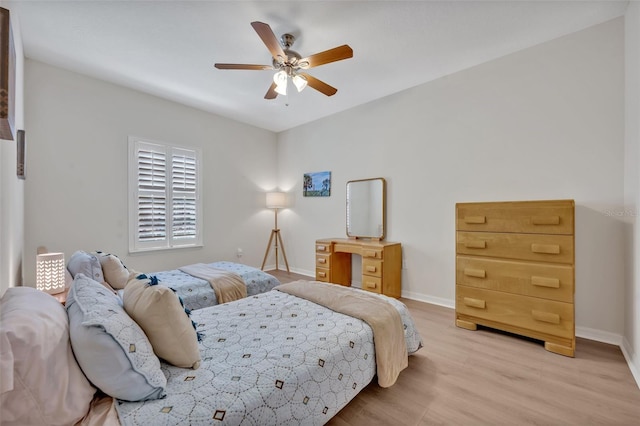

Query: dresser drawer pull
[[316, 245, 327, 252], [365, 281, 378, 290], [531, 244, 560, 254], [531, 310, 560, 324], [463, 297, 486, 309], [317, 258, 326, 264], [464, 241, 486, 249], [364, 250, 379, 258], [531, 215, 560, 225], [463, 268, 486, 278], [365, 265, 377, 273], [317, 271, 326, 278], [531, 276, 560, 288], [464, 216, 486, 224]]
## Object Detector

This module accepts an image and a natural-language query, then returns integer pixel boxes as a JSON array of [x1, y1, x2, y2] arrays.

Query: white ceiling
[[5, 1, 629, 132]]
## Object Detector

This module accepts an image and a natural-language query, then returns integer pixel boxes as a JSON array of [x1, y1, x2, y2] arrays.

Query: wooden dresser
[[455, 200, 576, 357], [315, 238, 402, 298]]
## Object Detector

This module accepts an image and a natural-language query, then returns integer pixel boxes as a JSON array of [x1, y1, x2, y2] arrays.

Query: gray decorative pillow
[[66, 274, 166, 402], [67, 251, 105, 283]]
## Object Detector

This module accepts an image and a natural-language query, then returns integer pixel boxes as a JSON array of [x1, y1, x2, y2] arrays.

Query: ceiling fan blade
[[251, 21, 286, 61], [299, 73, 338, 96], [264, 82, 278, 100], [214, 63, 273, 70], [299, 45, 353, 69]]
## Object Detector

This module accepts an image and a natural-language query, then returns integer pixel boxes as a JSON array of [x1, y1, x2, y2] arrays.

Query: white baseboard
[[575, 326, 623, 346], [262, 264, 315, 278], [401, 291, 455, 309], [621, 337, 640, 390]]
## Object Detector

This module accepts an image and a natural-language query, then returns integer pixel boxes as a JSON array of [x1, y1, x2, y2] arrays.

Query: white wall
[[278, 19, 626, 338], [623, 0, 640, 385], [23, 60, 278, 285], [0, 2, 24, 296]]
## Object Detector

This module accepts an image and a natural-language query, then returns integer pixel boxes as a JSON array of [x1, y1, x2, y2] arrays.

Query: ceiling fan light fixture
[[292, 74, 308, 92], [273, 70, 288, 95]]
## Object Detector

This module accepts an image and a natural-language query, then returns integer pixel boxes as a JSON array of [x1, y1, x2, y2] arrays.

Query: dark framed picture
[[16, 129, 24, 179], [303, 171, 331, 197]]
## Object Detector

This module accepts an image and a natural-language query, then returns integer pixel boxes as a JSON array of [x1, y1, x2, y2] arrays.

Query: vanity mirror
[[346, 177, 386, 240]]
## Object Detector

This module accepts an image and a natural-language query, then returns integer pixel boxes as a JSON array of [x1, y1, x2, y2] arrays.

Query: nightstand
[[52, 287, 70, 305]]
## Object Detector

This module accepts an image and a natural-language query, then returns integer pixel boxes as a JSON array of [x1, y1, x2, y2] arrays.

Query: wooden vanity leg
[[456, 319, 477, 331], [544, 342, 575, 357]]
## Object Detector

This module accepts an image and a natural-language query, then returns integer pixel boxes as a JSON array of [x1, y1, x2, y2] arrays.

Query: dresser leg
[[456, 319, 478, 331], [544, 342, 575, 357]]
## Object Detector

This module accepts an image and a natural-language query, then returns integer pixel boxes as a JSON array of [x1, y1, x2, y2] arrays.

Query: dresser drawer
[[456, 231, 574, 264], [456, 200, 574, 235], [456, 286, 574, 339], [315, 254, 331, 268], [315, 268, 330, 282], [361, 276, 382, 294], [456, 256, 573, 303], [362, 258, 383, 277]]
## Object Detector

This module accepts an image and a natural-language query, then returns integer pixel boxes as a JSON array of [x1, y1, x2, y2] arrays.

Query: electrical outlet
[[236, 248, 243, 258]]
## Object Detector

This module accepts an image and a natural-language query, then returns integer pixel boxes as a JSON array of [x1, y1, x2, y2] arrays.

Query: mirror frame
[[346, 177, 386, 240]]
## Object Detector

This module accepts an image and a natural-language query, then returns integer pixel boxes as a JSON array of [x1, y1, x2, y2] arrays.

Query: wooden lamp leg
[[276, 229, 290, 273], [261, 229, 276, 270], [260, 207, 290, 273]]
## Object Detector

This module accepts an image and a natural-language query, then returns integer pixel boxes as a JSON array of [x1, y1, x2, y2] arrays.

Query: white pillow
[[96, 253, 130, 289], [124, 274, 201, 369], [67, 250, 105, 282], [66, 274, 166, 402], [0, 287, 96, 425]]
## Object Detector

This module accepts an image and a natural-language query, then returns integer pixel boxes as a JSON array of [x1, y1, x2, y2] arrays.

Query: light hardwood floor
[[267, 269, 640, 425]]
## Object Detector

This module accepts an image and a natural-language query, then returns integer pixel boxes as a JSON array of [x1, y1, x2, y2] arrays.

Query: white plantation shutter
[[137, 147, 167, 242], [171, 149, 197, 239], [129, 138, 202, 252]]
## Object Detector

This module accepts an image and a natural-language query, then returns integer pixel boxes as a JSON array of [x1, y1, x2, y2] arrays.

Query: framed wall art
[[0, 7, 15, 141], [303, 171, 331, 197], [16, 129, 24, 179]]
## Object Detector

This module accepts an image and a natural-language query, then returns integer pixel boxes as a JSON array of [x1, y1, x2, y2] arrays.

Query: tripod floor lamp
[[261, 191, 290, 272]]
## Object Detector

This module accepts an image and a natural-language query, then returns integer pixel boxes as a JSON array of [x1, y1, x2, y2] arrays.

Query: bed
[[66, 250, 281, 311], [153, 261, 281, 310], [0, 278, 422, 426]]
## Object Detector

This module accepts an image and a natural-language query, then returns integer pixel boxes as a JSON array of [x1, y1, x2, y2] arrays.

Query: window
[[128, 137, 202, 252]]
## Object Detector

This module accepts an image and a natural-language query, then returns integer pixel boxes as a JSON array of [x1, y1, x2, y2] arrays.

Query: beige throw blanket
[[179, 264, 247, 304], [275, 280, 408, 388]]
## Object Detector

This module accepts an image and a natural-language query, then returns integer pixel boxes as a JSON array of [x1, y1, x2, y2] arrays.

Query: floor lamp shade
[[261, 192, 290, 272], [266, 192, 287, 209], [36, 252, 66, 294]]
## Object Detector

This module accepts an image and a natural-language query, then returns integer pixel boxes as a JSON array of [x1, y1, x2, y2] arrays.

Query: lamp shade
[[36, 252, 66, 294], [266, 192, 287, 209]]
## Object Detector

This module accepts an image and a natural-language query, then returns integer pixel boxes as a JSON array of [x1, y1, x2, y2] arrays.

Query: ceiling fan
[[214, 21, 353, 99]]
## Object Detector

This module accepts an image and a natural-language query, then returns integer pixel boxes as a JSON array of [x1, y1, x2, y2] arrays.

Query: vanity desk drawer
[[315, 238, 401, 298], [316, 244, 330, 253], [362, 258, 383, 277], [315, 269, 330, 282], [362, 276, 382, 294], [315, 254, 331, 268]]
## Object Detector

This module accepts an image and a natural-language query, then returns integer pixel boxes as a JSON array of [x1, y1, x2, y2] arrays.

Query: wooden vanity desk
[[315, 238, 402, 298]]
